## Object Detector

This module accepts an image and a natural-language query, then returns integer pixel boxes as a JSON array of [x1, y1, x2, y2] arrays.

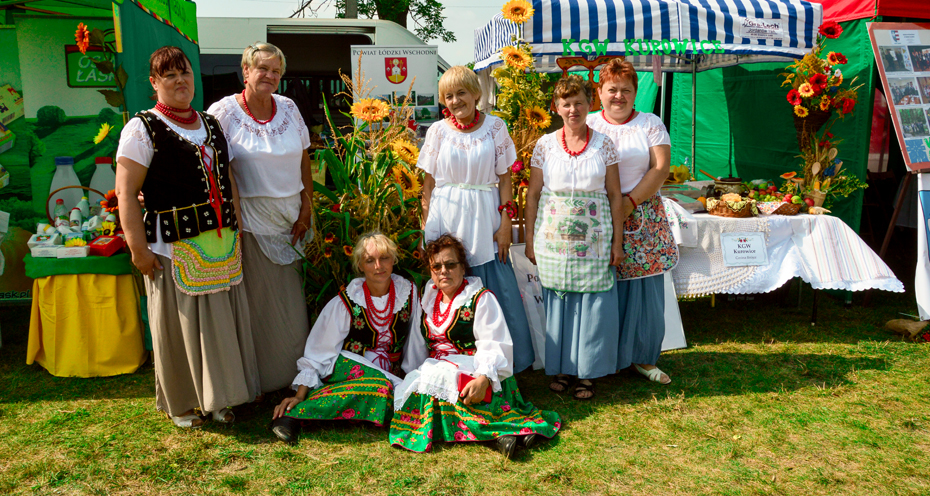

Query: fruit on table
[[804, 198, 815, 207], [697, 196, 707, 208]]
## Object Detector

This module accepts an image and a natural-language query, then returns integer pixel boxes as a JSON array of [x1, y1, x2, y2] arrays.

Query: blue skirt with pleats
[[542, 268, 620, 380], [616, 274, 665, 370], [470, 256, 535, 373]]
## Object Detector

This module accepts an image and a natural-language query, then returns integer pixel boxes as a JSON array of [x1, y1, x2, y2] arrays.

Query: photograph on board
[[880, 46, 913, 73]]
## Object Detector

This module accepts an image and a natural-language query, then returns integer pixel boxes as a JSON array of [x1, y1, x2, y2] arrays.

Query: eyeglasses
[[429, 261, 462, 272]]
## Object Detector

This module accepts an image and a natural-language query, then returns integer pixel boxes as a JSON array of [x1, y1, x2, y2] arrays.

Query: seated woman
[[271, 232, 420, 443], [390, 234, 561, 458]]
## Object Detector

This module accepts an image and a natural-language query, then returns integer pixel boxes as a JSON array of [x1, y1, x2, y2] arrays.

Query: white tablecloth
[[663, 200, 905, 297]]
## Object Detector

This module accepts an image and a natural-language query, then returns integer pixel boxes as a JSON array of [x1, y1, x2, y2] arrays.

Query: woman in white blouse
[[587, 59, 678, 385], [390, 234, 561, 458], [270, 232, 420, 444], [524, 75, 625, 401], [207, 43, 313, 394], [417, 66, 535, 374]]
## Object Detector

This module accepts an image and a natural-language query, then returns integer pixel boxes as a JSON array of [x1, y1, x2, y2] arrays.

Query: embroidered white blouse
[[396, 277, 513, 409], [586, 111, 670, 194], [116, 111, 234, 260], [291, 274, 419, 390], [417, 115, 517, 267], [530, 129, 620, 194]]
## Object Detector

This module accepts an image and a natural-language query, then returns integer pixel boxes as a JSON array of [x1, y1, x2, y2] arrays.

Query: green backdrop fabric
[[24, 253, 134, 278], [669, 19, 875, 231], [116, 0, 202, 113]]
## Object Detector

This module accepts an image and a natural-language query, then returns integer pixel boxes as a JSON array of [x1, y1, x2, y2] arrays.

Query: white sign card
[[720, 232, 768, 266], [350, 45, 440, 124]]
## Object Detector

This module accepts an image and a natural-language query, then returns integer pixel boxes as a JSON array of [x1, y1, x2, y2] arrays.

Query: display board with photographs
[[870, 23, 930, 170]]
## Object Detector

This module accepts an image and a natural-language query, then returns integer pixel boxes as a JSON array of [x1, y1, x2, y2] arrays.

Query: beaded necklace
[[154, 102, 197, 124], [432, 281, 467, 328], [442, 108, 481, 130], [241, 90, 276, 125], [601, 109, 636, 125], [363, 280, 396, 328], [561, 126, 591, 157]]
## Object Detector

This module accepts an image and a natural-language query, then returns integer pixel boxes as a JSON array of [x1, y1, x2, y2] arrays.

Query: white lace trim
[[345, 273, 412, 311], [212, 94, 306, 140], [590, 111, 670, 148], [291, 368, 323, 390], [420, 276, 483, 316]]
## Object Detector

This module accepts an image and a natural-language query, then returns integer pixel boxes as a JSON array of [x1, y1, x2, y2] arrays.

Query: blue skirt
[[470, 257, 535, 373], [543, 268, 620, 380], [616, 274, 665, 370]]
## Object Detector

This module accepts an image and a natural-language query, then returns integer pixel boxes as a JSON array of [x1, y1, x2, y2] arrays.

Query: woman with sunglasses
[[389, 234, 561, 458]]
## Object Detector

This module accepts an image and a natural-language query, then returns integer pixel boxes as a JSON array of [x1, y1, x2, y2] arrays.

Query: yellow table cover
[[27, 273, 146, 377]]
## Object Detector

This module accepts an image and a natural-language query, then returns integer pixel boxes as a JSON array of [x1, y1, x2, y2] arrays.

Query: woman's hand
[[493, 220, 512, 263], [132, 248, 163, 278], [610, 237, 625, 267], [272, 395, 304, 419], [525, 241, 536, 265], [460, 374, 491, 406], [291, 205, 312, 246]]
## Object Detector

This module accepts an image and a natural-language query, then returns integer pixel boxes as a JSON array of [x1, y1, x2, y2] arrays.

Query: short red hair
[[598, 58, 638, 93]]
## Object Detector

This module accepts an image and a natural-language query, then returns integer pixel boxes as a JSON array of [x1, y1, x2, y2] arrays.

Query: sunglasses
[[429, 261, 462, 272]]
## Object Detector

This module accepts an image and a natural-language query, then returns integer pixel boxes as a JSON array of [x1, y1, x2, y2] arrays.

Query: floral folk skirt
[[389, 376, 561, 453], [283, 355, 394, 426]]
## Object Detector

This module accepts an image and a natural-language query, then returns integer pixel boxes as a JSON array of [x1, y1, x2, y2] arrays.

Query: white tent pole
[[691, 56, 697, 171]]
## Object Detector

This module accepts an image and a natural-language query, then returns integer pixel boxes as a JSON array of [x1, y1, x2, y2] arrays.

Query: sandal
[[572, 380, 595, 401], [549, 374, 572, 393], [634, 364, 671, 385], [212, 408, 235, 424], [169, 412, 204, 429]]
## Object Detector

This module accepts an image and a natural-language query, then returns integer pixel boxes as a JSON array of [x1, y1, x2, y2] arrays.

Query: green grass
[[1, 284, 929, 495]]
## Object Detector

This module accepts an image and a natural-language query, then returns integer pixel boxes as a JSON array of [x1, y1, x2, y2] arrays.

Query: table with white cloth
[[663, 200, 905, 298]]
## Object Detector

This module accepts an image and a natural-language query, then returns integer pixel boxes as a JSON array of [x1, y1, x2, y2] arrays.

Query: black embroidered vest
[[422, 288, 491, 355], [338, 280, 415, 359], [134, 111, 237, 243]]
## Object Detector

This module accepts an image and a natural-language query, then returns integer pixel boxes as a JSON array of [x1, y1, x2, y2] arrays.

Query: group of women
[[116, 43, 676, 457]]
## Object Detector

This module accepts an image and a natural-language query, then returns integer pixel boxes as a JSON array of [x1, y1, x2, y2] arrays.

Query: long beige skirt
[[145, 254, 261, 417], [241, 232, 310, 393]]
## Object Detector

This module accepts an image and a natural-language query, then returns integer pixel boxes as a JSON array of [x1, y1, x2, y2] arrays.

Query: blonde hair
[[352, 231, 399, 274], [438, 66, 481, 107], [241, 42, 287, 75]]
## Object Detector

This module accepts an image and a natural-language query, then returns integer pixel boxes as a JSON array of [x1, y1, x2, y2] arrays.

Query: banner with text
[[350, 45, 440, 126]]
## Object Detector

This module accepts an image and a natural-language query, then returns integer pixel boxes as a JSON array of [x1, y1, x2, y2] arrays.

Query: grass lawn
[[1, 283, 928, 495]]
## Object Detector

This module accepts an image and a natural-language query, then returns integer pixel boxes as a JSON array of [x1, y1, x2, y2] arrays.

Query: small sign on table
[[720, 232, 768, 266]]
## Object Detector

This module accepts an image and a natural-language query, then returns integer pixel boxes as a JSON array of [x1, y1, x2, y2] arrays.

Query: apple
[[784, 194, 792, 202], [805, 198, 815, 207], [768, 185, 777, 192]]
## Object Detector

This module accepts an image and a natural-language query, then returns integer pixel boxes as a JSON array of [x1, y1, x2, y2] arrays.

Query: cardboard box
[[57, 246, 90, 258], [0, 85, 24, 126], [0, 121, 14, 155], [27, 233, 62, 248], [31, 245, 61, 258], [89, 235, 124, 257]]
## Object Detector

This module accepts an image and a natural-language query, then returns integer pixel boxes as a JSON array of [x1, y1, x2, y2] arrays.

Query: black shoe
[[271, 416, 301, 444], [521, 433, 538, 449], [496, 435, 518, 459]]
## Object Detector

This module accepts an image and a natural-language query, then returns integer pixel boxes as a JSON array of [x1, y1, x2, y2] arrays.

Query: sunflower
[[798, 83, 814, 98], [65, 238, 87, 247], [819, 96, 831, 111], [392, 165, 421, 199], [101, 221, 116, 235], [501, 46, 532, 71], [350, 98, 391, 123], [524, 106, 551, 129], [93, 123, 112, 145], [502, 0, 534, 24], [391, 140, 419, 166], [794, 105, 809, 118], [75, 23, 90, 55], [100, 189, 118, 213], [343, 245, 353, 257]]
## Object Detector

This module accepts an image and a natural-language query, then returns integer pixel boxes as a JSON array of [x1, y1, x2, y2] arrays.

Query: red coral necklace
[[241, 90, 276, 125], [561, 126, 590, 157], [432, 281, 467, 327], [363, 280, 396, 327], [602, 109, 636, 125], [155, 102, 197, 125], [443, 108, 481, 130]]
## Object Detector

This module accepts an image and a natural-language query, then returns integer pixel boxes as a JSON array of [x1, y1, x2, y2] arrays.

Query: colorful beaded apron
[[171, 227, 243, 295]]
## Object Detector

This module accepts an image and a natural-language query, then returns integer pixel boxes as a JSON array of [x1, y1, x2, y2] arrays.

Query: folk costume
[[282, 274, 419, 426], [529, 129, 623, 380], [208, 94, 312, 393], [117, 110, 260, 417], [587, 111, 678, 371], [417, 115, 535, 373], [390, 277, 561, 453]]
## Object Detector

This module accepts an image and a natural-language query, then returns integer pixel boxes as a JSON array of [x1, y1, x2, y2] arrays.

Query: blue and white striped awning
[[474, 0, 823, 73]]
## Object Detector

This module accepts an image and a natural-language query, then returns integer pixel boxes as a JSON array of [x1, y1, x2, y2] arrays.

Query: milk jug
[[89, 157, 115, 214], [48, 157, 82, 215]]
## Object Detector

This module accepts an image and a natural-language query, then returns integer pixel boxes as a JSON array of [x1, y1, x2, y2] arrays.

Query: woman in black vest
[[270, 232, 419, 443], [389, 234, 561, 458], [115, 46, 260, 429]]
